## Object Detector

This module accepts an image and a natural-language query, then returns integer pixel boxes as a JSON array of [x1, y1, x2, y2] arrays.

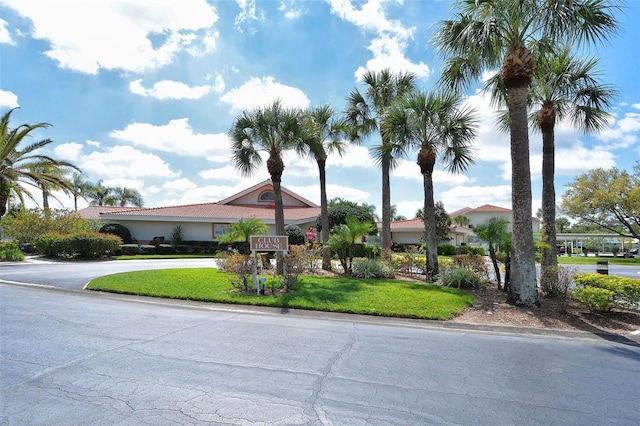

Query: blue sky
[[1, 0, 639, 219]]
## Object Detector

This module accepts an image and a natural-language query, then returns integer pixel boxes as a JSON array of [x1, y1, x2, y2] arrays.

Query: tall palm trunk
[[540, 102, 558, 289], [506, 84, 538, 307], [418, 147, 438, 282], [42, 187, 49, 209], [381, 157, 392, 256], [502, 46, 538, 307], [317, 158, 332, 270], [268, 154, 285, 274]]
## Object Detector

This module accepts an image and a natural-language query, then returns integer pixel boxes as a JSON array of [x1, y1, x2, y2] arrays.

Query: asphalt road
[[2, 283, 640, 425]]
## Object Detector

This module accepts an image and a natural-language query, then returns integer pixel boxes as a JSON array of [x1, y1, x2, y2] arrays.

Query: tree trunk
[[506, 84, 539, 307], [268, 154, 285, 274], [381, 156, 392, 258], [540, 105, 558, 291], [489, 245, 502, 290], [318, 159, 332, 270], [419, 148, 438, 282]]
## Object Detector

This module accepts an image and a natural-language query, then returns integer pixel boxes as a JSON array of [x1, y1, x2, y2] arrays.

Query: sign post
[[250, 236, 289, 295]]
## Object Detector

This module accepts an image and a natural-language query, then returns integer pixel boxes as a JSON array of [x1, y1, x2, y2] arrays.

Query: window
[[258, 191, 275, 202]]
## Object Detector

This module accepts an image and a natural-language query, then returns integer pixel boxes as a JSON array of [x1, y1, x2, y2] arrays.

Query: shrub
[[99, 223, 132, 244], [284, 224, 305, 245], [541, 265, 576, 298], [571, 273, 640, 311], [220, 253, 254, 291], [0, 242, 25, 261], [138, 245, 156, 255], [1, 208, 89, 243], [440, 268, 484, 289], [451, 254, 489, 280], [571, 287, 615, 312], [438, 244, 456, 256], [119, 244, 139, 255], [157, 244, 175, 254], [352, 259, 394, 279], [34, 232, 121, 258]]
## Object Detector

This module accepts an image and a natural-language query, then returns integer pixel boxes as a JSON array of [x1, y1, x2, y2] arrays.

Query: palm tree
[[532, 48, 615, 292], [327, 215, 374, 277], [434, 0, 620, 307], [298, 104, 349, 270], [69, 172, 90, 211], [86, 180, 114, 206], [229, 100, 306, 238], [383, 90, 477, 281], [219, 217, 268, 255], [452, 215, 470, 227], [0, 108, 80, 216], [474, 217, 510, 290], [345, 68, 416, 256], [113, 187, 143, 207]]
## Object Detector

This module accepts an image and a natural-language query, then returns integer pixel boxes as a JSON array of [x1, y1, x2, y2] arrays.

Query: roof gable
[[218, 179, 318, 208]]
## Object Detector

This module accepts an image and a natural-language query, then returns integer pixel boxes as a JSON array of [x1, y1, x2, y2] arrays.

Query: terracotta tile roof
[[99, 203, 320, 224], [472, 204, 511, 213], [75, 206, 140, 220], [449, 207, 473, 218]]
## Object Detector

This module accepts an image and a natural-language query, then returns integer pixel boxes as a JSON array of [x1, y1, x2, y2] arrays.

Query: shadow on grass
[[279, 277, 365, 311]]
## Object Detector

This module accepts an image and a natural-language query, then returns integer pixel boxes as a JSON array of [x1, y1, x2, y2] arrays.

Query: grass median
[[86, 268, 473, 320]]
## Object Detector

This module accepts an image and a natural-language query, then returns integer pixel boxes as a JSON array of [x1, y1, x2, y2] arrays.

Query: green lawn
[[558, 256, 640, 265], [86, 268, 473, 320]]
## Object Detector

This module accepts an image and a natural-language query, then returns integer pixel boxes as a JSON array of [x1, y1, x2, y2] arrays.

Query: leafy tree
[[317, 201, 377, 236], [218, 217, 268, 255], [555, 217, 571, 233], [0, 208, 88, 243], [416, 201, 452, 244], [0, 108, 80, 216], [561, 163, 640, 239], [229, 100, 306, 239], [328, 216, 374, 277], [99, 223, 133, 244], [383, 89, 477, 281], [345, 68, 416, 255], [298, 104, 349, 269], [473, 217, 511, 290], [112, 187, 143, 207], [284, 224, 305, 246], [434, 0, 621, 307]]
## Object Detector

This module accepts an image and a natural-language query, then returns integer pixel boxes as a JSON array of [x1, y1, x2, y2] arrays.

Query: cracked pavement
[[2, 283, 639, 425]]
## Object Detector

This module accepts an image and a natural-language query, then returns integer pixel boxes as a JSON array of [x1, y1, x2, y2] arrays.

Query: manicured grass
[[558, 256, 639, 265], [116, 254, 216, 260], [86, 268, 473, 320]]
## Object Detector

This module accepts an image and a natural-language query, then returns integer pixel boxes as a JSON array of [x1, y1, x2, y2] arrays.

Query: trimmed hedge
[[571, 273, 640, 312], [35, 232, 122, 259], [438, 244, 456, 256]]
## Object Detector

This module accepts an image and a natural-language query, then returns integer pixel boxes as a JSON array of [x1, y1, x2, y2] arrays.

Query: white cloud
[[2, 0, 218, 74], [0, 18, 14, 44], [392, 159, 475, 185], [326, 144, 375, 168], [440, 185, 513, 213], [631, 103, 640, 110], [110, 118, 232, 162], [198, 165, 244, 181], [234, 0, 264, 34], [78, 145, 179, 180], [0, 89, 19, 108], [597, 111, 640, 148], [279, 2, 303, 20], [129, 79, 215, 99], [53, 142, 83, 162], [285, 183, 371, 206], [328, 0, 431, 80], [220, 76, 310, 111]]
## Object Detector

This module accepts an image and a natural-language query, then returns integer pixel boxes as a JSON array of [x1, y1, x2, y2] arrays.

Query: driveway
[[2, 283, 639, 425]]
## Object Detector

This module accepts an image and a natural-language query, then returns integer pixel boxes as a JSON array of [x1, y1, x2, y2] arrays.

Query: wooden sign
[[250, 236, 289, 252]]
